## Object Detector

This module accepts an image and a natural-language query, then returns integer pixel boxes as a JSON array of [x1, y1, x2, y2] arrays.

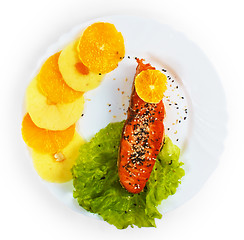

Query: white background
[[1, 0, 243, 239]]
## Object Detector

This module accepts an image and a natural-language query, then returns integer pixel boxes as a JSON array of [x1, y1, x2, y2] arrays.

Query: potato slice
[[58, 40, 104, 92], [26, 77, 84, 130], [32, 132, 84, 183]]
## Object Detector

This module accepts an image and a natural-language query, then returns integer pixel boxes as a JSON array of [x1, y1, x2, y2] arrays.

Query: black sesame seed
[[99, 73, 101, 75]]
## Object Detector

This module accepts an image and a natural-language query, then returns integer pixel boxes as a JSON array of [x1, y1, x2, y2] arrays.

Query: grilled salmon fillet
[[118, 59, 165, 194]]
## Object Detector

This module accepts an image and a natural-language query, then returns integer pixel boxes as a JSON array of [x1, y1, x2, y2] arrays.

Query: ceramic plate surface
[[23, 15, 227, 218]]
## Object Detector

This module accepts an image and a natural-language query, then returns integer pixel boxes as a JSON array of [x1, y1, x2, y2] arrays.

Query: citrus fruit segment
[[135, 69, 167, 103], [32, 132, 84, 183], [38, 52, 83, 104], [78, 22, 125, 74], [26, 77, 84, 130], [22, 114, 75, 154], [58, 40, 104, 92]]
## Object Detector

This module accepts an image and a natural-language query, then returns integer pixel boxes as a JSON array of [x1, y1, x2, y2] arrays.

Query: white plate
[[23, 15, 228, 219]]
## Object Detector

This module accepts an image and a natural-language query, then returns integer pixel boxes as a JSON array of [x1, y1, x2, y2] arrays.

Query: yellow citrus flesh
[[38, 52, 83, 104], [135, 69, 167, 103], [22, 114, 75, 154], [26, 77, 84, 130], [58, 40, 104, 92], [78, 22, 125, 74], [32, 132, 84, 183]]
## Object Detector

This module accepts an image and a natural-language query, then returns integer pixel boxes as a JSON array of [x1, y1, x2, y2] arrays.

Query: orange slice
[[78, 22, 125, 74], [135, 69, 167, 103], [22, 114, 75, 154], [38, 52, 83, 104]]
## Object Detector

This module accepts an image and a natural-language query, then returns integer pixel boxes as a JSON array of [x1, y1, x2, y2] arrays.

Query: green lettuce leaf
[[72, 121, 185, 229]]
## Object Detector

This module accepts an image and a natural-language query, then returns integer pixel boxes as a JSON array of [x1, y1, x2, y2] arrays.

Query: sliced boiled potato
[[32, 131, 84, 183], [58, 39, 104, 92], [26, 76, 84, 130]]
